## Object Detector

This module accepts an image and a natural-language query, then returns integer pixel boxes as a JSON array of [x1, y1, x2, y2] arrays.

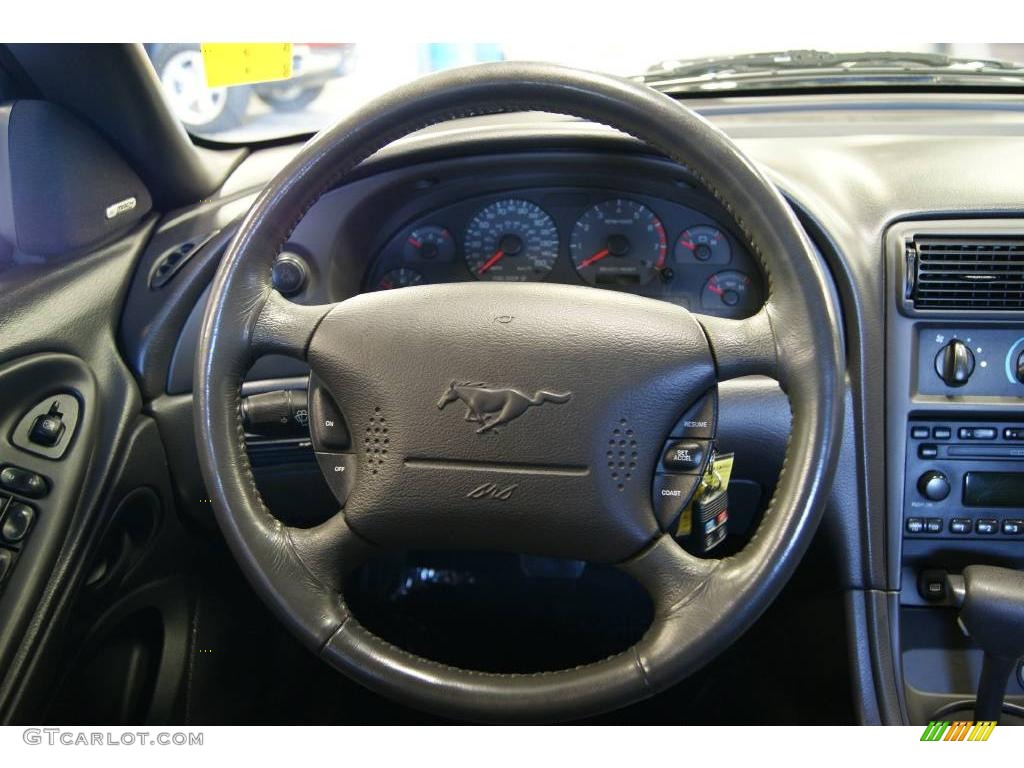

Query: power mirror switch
[[12, 393, 80, 460], [29, 402, 65, 447]]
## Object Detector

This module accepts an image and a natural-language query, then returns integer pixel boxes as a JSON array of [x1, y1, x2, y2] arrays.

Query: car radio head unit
[[904, 419, 1024, 540]]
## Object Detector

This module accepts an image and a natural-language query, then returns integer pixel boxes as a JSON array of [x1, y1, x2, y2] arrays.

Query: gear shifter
[[946, 565, 1024, 721]]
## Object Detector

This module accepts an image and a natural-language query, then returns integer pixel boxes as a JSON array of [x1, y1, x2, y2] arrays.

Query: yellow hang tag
[[676, 452, 735, 537], [200, 43, 293, 88]]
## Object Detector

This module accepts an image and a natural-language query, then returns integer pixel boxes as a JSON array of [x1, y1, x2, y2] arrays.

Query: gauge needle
[[477, 248, 506, 275], [578, 248, 610, 269], [678, 238, 696, 251], [707, 279, 723, 296]]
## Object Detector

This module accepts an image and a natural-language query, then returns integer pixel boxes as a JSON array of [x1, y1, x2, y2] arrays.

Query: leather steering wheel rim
[[194, 62, 844, 723]]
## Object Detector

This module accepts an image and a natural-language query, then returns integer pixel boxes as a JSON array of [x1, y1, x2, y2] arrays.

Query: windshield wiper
[[639, 49, 1024, 93]]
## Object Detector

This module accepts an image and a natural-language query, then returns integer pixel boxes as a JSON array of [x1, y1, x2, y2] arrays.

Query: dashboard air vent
[[909, 235, 1024, 311]]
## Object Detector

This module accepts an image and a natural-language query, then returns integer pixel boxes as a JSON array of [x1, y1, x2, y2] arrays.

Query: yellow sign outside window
[[200, 43, 293, 88]]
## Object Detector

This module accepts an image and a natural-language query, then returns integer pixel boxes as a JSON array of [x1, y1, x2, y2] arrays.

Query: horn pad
[[307, 282, 715, 562]]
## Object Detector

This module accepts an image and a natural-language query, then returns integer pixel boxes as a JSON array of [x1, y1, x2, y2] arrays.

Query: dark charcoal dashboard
[[107, 95, 1024, 726]]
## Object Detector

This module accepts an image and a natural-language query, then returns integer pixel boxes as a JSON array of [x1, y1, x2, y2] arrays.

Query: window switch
[[0, 547, 14, 584], [1, 502, 34, 544], [29, 402, 65, 447]]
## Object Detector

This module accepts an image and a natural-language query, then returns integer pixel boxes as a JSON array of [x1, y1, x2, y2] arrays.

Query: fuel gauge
[[376, 268, 425, 291], [403, 225, 455, 262], [701, 270, 758, 313], [676, 226, 731, 265]]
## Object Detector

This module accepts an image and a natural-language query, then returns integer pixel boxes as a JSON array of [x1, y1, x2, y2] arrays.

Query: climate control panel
[[916, 326, 1024, 396]]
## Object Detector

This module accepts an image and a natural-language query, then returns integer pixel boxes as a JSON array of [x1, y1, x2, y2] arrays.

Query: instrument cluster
[[367, 188, 764, 317]]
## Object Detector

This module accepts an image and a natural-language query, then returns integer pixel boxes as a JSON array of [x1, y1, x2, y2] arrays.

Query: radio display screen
[[963, 472, 1024, 508]]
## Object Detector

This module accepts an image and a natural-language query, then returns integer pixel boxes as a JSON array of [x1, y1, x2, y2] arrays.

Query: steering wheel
[[194, 62, 843, 723]]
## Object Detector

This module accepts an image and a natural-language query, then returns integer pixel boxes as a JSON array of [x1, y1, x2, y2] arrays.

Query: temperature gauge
[[376, 268, 425, 291], [403, 225, 455, 262], [701, 270, 758, 313]]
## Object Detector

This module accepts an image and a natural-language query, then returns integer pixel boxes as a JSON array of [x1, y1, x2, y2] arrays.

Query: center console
[[886, 219, 1024, 723]]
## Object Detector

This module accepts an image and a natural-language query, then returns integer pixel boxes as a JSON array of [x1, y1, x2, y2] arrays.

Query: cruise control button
[[309, 385, 350, 451], [661, 440, 707, 473], [670, 392, 717, 439], [652, 473, 700, 530], [0, 466, 48, 498], [1, 503, 34, 544], [949, 518, 973, 534], [1002, 519, 1024, 536], [315, 452, 358, 507], [905, 518, 924, 534], [976, 519, 998, 535]]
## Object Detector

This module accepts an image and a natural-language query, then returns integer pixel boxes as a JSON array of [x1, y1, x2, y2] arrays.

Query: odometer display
[[464, 199, 559, 281], [570, 199, 667, 287]]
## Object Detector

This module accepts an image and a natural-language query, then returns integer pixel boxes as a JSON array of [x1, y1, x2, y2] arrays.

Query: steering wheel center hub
[[308, 282, 715, 562]]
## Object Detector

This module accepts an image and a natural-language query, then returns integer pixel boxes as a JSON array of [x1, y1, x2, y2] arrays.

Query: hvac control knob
[[918, 470, 951, 502], [935, 339, 975, 388]]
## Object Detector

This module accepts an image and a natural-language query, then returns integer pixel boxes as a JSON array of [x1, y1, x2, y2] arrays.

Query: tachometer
[[464, 199, 559, 281], [570, 199, 667, 287]]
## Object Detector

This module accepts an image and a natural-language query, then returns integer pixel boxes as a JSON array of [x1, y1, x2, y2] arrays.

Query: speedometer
[[464, 199, 559, 281]]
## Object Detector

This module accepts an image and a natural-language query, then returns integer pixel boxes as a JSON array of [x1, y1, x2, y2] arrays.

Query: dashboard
[[367, 188, 761, 316], [115, 96, 1024, 726]]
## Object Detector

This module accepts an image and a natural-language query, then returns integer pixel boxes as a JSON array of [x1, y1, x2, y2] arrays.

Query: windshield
[[146, 43, 1024, 143]]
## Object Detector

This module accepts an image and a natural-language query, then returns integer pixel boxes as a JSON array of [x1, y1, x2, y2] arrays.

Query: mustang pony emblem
[[436, 381, 572, 433]]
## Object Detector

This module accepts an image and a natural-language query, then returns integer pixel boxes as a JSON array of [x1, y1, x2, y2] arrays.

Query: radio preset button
[[1002, 519, 1024, 536], [976, 519, 998, 535], [949, 518, 973, 535]]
